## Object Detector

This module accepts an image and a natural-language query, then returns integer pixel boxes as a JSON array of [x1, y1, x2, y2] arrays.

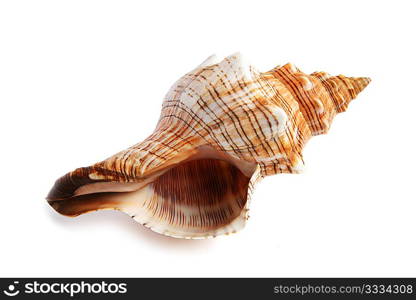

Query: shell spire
[[311, 73, 371, 113], [47, 53, 371, 239], [266, 64, 371, 136]]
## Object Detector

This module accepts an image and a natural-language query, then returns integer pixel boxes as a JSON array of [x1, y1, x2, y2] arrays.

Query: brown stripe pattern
[[47, 53, 371, 238]]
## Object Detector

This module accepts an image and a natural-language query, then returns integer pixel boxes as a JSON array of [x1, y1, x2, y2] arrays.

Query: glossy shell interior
[[47, 53, 371, 238]]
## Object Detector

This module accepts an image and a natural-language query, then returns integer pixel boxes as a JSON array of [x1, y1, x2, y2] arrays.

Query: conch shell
[[47, 53, 371, 239]]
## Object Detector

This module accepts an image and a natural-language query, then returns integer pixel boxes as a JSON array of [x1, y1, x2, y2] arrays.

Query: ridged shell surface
[[47, 53, 371, 239]]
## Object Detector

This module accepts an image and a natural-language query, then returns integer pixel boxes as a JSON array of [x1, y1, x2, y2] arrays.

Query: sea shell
[[47, 53, 371, 239]]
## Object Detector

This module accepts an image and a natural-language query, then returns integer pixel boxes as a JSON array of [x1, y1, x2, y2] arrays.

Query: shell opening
[[48, 149, 258, 238]]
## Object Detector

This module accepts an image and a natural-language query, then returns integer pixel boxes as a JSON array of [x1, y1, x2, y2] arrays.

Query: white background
[[1, 0, 415, 277]]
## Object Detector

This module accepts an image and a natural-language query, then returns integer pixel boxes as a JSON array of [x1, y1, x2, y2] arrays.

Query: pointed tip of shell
[[351, 76, 371, 95], [327, 75, 371, 114]]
